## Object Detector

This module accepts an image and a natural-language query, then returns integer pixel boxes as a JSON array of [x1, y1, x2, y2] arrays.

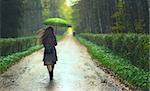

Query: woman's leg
[[47, 64, 52, 72], [47, 64, 55, 80]]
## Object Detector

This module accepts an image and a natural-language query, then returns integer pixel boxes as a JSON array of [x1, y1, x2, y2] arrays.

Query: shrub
[[0, 36, 38, 56], [79, 33, 149, 71], [0, 45, 43, 73], [0, 35, 62, 73], [77, 36, 150, 89]]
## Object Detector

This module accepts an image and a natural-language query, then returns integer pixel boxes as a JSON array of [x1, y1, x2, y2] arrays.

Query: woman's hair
[[40, 26, 54, 44]]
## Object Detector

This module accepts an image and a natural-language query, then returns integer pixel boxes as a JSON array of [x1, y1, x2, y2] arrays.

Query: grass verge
[[0, 45, 43, 73], [77, 36, 150, 90]]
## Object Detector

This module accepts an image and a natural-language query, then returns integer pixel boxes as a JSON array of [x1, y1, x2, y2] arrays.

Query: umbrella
[[44, 18, 72, 27]]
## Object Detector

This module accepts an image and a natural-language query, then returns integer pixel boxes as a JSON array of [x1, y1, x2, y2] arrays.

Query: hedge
[[0, 45, 43, 73], [79, 33, 149, 71], [0, 36, 38, 56], [77, 36, 150, 89], [0, 35, 62, 73]]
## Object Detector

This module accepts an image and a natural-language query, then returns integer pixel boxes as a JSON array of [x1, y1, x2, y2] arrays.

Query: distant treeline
[[72, 0, 149, 34], [0, 0, 62, 38]]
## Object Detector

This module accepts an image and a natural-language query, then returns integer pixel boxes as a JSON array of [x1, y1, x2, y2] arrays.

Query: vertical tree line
[[41, 0, 60, 19], [1, 0, 22, 38], [49, 0, 60, 17], [0, 0, 62, 38], [19, 0, 43, 37], [0, 0, 43, 38], [72, 0, 149, 34], [123, 0, 149, 33], [0, 0, 1, 38]]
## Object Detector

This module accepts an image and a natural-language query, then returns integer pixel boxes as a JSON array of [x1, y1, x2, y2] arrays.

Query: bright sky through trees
[[66, 0, 79, 6]]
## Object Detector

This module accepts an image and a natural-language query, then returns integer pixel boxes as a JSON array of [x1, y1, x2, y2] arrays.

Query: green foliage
[[0, 45, 43, 73], [44, 18, 71, 27], [0, 35, 62, 74], [77, 36, 150, 89], [111, 0, 126, 32], [58, 1, 73, 24], [56, 35, 64, 41], [0, 36, 38, 56], [41, 0, 62, 19], [135, 18, 145, 33], [79, 33, 149, 71], [41, 0, 51, 19]]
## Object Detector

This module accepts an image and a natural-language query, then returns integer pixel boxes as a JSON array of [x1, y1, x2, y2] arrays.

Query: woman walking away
[[41, 26, 58, 80]]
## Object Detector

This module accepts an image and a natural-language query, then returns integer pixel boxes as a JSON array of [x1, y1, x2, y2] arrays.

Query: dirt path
[[0, 35, 128, 91]]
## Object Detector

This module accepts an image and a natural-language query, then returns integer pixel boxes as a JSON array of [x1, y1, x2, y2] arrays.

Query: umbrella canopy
[[44, 18, 72, 27]]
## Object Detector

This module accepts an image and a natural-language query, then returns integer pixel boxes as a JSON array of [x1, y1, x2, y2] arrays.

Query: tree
[[1, 0, 43, 38], [0, 0, 1, 37], [71, 0, 149, 34], [112, 0, 126, 33], [1, 0, 22, 38], [124, 0, 149, 33]]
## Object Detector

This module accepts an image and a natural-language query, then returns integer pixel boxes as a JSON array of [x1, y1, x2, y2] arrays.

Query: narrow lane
[[0, 35, 128, 91]]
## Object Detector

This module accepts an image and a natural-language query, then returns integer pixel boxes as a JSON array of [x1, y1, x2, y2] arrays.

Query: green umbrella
[[44, 18, 71, 27]]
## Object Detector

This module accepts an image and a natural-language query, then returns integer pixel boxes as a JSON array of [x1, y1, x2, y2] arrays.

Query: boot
[[49, 65, 54, 80], [49, 70, 53, 80]]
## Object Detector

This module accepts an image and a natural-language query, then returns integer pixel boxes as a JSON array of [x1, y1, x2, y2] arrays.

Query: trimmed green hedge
[[0, 36, 38, 56], [79, 33, 149, 71], [77, 36, 150, 89], [0, 45, 42, 73], [0, 35, 62, 73]]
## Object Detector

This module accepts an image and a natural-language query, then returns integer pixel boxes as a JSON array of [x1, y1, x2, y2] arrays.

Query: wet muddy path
[[0, 35, 129, 91]]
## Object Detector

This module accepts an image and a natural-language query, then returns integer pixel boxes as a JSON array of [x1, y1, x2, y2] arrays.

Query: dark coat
[[42, 33, 57, 65]]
